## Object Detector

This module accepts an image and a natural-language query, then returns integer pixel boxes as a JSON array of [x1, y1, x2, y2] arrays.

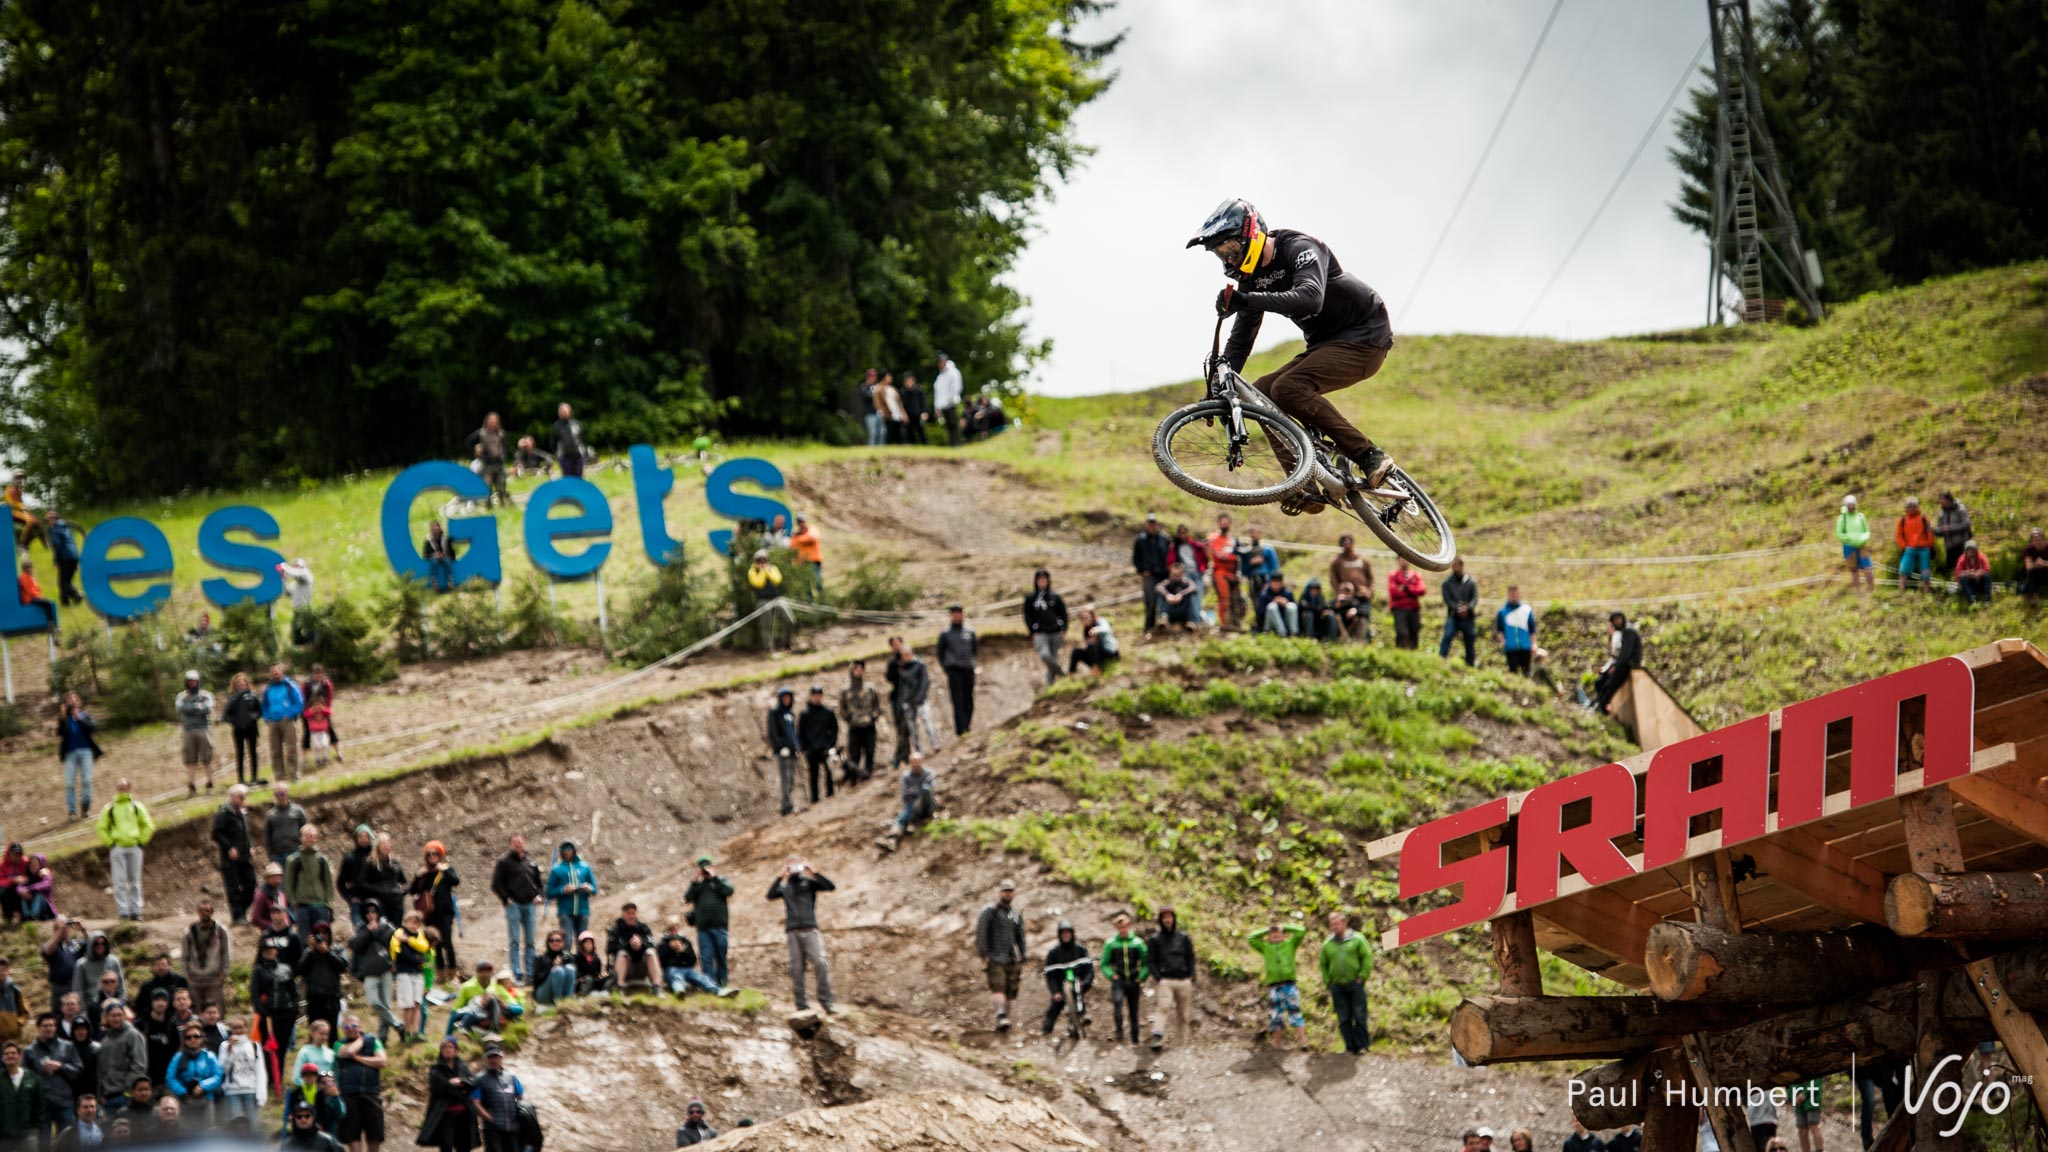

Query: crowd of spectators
[[853, 358, 1008, 447], [1837, 491, 2043, 606]]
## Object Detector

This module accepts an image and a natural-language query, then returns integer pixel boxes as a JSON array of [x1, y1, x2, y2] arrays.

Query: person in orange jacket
[[789, 515, 823, 589], [1894, 496, 1936, 592]]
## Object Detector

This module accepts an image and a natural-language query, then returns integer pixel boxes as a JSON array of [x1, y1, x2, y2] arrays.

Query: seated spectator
[[1256, 573, 1300, 637], [606, 904, 662, 990], [570, 933, 607, 996], [657, 921, 725, 997], [14, 853, 54, 922], [1331, 580, 1370, 642], [531, 930, 576, 1008], [1068, 606, 1119, 674], [1953, 540, 1993, 605], [0, 845, 27, 924], [16, 561, 55, 633], [511, 437, 554, 479], [1895, 497, 1936, 592], [880, 753, 938, 851], [1155, 563, 1201, 630], [2023, 528, 2047, 602], [444, 963, 523, 1038], [1592, 613, 1643, 715], [1297, 579, 1333, 641], [676, 1098, 718, 1147]]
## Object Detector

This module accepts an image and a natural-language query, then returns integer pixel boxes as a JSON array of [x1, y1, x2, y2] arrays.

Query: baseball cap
[[300, 1062, 319, 1076], [183, 669, 200, 681], [265, 863, 284, 877], [999, 879, 1015, 891], [809, 684, 824, 694], [483, 1042, 504, 1056], [696, 855, 713, 866], [1476, 1127, 1494, 1139], [1145, 512, 1159, 522], [947, 603, 963, 612]]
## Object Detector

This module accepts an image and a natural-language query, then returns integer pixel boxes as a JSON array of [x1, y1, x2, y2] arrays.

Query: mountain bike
[[1043, 956, 1094, 1040], [1152, 314, 1457, 571]]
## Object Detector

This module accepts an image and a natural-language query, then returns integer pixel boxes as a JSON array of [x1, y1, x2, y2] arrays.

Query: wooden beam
[[1962, 957, 2048, 1124], [1743, 828, 1890, 924], [1949, 769, 2048, 848], [1493, 911, 1542, 996], [1536, 886, 1660, 968], [1644, 921, 1953, 1002], [1639, 1048, 1695, 1152], [1450, 995, 1777, 1064], [1886, 870, 2048, 938], [1898, 784, 1967, 875], [1681, 1034, 1758, 1152], [1690, 850, 1741, 931]]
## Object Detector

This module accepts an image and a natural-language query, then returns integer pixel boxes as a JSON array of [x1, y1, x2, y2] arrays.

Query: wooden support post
[[1963, 959, 2048, 1123], [1639, 1048, 1696, 1152], [1690, 850, 1742, 932], [1493, 910, 1542, 996], [1886, 870, 2048, 938], [1682, 1033, 1757, 1152]]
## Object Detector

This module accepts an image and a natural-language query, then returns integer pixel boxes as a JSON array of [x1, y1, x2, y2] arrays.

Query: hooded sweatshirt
[[1022, 571, 1068, 635], [72, 933, 123, 1009], [1149, 911, 1197, 981], [545, 843, 598, 923], [96, 1021, 147, 1102]]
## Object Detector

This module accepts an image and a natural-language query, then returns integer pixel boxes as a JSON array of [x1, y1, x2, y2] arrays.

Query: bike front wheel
[[1153, 399, 1315, 506]]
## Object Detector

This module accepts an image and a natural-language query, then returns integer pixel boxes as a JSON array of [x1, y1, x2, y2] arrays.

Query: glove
[[1215, 284, 1243, 317]]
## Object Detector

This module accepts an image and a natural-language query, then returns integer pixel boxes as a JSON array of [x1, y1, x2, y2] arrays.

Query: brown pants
[[1251, 341, 1389, 461]]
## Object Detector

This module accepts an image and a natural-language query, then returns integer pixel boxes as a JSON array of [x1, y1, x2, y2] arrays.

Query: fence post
[[596, 573, 608, 648], [2, 636, 13, 704]]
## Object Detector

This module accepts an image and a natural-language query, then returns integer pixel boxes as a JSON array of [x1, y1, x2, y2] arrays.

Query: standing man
[[1319, 912, 1374, 1054], [96, 1004, 146, 1114], [266, 784, 308, 866], [933, 354, 965, 447], [1247, 923, 1309, 1051], [261, 666, 305, 784], [768, 859, 835, 1014], [936, 606, 978, 737], [468, 413, 510, 508], [857, 368, 883, 446], [885, 639, 933, 766], [544, 842, 597, 940], [94, 781, 153, 922], [1100, 913, 1150, 1046], [47, 514, 82, 607], [838, 661, 882, 785], [1834, 495, 1874, 594], [1206, 515, 1241, 631], [470, 1043, 523, 1152], [334, 1015, 387, 1152], [488, 836, 543, 986], [1438, 558, 1477, 667], [348, 906, 400, 1047], [211, 786, 258, 926], [26, 1013, 79, 1141], [1895, 497, 1936, 592], [549, 403, 586, 479], [1934, 490, 1973, 574], [1132, 514, 1173, 632], [1022, 569, 1068, 685], [175, 671, 216, 798], [1495, 587, 1538, 676], [685, 857, 734, 990], [285, 825, 336, 939], [278, 559, 317, 645], [789, 515, 823, 590], [766, 689, 801, 817], [797, 688, 839, 805], [1387, 559, 1425, 650], [1148, 907, 1196, 1052], [973, 881, 1026, 1032], [181, 902, 231, 1014]]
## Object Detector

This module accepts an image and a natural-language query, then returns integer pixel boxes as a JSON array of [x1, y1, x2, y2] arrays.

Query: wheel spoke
[[1166, 416, 1296, 494]]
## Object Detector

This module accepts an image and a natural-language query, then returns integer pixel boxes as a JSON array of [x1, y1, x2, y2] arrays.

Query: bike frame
[[1204, 314, 1406, 503]]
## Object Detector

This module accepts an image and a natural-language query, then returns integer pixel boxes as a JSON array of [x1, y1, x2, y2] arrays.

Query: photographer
[[767, 858, 835, 1014]]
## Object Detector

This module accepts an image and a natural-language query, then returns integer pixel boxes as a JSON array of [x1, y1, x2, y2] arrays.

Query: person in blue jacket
[[1495, 585, 1538, 677], [258, 666, 306, 783], [544, 842, 598, 939], [163, 1023, 224, 1113]]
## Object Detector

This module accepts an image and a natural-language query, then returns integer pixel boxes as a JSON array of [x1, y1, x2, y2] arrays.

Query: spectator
[[1156, 562, 1200, 630], [767, 858, 836, 1014], [174, 670, 217, 798], [73, 934, 123, 1024], [885, 638, 937, 765], [219, 673, 264, 787], [530, 931, 574, 1009], [94, 1005, 144, 1113], [0, 959, 22, 1042], [875, 373, 908, 445], [423, 521, 456, 593], [789, 514, 823, 589], [416, 1040, 476, 1152], [0, 1041, 43, 1146], [605, 904, 661, 991], [1387, 559, 1426, 650], [675, 1099, 718, 1147], [1496, 586, 1537, 676], [1748, 1091, 1780, 1148], [1509, 1131, 1535, 1152], [489, 835, 544, 986], [182, 901, 231, 1014], [1954, 539, 1993, 605], [1148, 908, 1196, 1051], [857, 368, 884, 446], [163, 1024, 222, 1118], [1100, 913, 1149, 1046], [1238, 524, 1278, 594], [798, 686, 840, 805], [1789, 1077, 1823, 1152], [349, 904, 400, 1046], [1895, 496, 1936, 592], [549, 403, 587, 479], [1132, 514, 1173, 632], [27, 1013, 79, 1140], [51, 1092, 101, 1152], [261, 666, 306, 783], [514, 436, 554, 478], [766, 688, 801, 817], [1207, 515, 1241, 630], [1834, 495, 1874, 593], [249, 865, 292, 934], [2025, 527, 2048, 603], [1438, 557, 1478, 666], [337, 826, 376, 931], [15, 561, 55, 633], [544, 842, 597, 940], [4, 475, 41, 552], [94, 780, 153, 922], [470, 1044, 523, 1152], [361, 835, 407, 928], [974, 881, 1027, 1032], [445, 965, 522, 1038], [265, 784, 309, 867], [54, 693, 101, 823], [279, 558, 318, 645], [466, 413, 511, 509], [768, 514, 793, 552], [1592, 612, 1644, 715], [879, 752, 938, 852], [937, 605, 978, 736], [1328, 580, 1369, 643], [1298, 578, 1333, 641], [1330, 534, 1374, 602], [408, 842, 461, 970], [1934, 491, 1973, 572], [934, 354, 965, 446], [1256, 572, 1299, 637], [685, 856, 734, 989], [43, 923, 86, 1016], [286, 824, 337, 940], [746, 549, 786, 651], [1022, 569, 1069, 684], [900, 373, 929, 443], [138, 992, 177, 1088], [1040, 921, 1094, 1038], [1172, 524, 1210, 612], [1247, 923, 1308, 1050], [0, 846, 24, 926], [217, 1019, 264, 1126], [47, 513, 81, 607], [301, 663, 342, 765], [334, 1014, 386, 1152], [391, 914, 432, 1044], [1319, 912, 1374, 1054], [657, 921, 723, 997], [1562, 1117, 1605, 1152], [838, 661, 882, 785], [1068, 605, 1119, 674], [298, 933, 348, 1038], [569, 933, 605, 997]]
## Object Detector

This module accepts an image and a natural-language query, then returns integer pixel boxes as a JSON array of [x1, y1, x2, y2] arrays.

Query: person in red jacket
[[1952, 539, 1993, 605], [1387, 559, 1426, 650], [1894, 496, 1936, 592]]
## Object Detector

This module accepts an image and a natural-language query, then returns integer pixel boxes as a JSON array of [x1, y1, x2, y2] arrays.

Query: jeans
[[785, 928, 833, 1011], [361, 970, 401, 1040], [1157, 593, 1198, 626], [447, 997, 522, 1037], [944, 666, 975, 735], [697, 928, 729, 988], [219, 1094, 260, 1126], [503, 903, 539, 983], [1958, 574, 1993, 604], [1032, 633, 1063, 684], [429, 557, 454, 592], [1330, 981, 1370, 1051], [1140, 572, 1161, 630], [1262, 601, 1299, 636], [62, 749, 93, 816], [806, 750, 834, 803], [109, 845, 144, 918], [1439, 615, 1476, 666], [534, 965, 576, 1005], [1110, 979, 1142, 1039], [776, 753, 798, 814], [1392, 608, 1421, 649], [863, 412, 884, 446], [665, 967, 722, 995], [558, 909, 589, 940], [293, 904, 332, 940], [845, 725, 876, 781], [892, 702, 933, 766], [42, 1103, 74, 1144]]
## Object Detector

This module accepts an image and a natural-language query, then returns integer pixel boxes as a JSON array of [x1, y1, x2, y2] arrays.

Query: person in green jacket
[[285, 824, 337, 939], [1099, 913, 1150, 1045], [95, 779, 154, 921], [0, 1039, 43, 1143], [1318, 912, 1375, 1054], [1835, 494, 1874, 593], [1246, 923, 1307, 1050]]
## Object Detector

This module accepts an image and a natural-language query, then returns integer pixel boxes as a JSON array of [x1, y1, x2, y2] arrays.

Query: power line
[[1518, 37, 1710, 333], [1406, 0, 1566, 310]]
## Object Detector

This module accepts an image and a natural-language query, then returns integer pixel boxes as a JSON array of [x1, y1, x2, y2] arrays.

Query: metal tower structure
[[1704, 0, 1825, 325]]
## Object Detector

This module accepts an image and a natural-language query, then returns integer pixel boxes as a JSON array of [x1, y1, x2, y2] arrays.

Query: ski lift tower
[[1704, 0, 1825, 324]]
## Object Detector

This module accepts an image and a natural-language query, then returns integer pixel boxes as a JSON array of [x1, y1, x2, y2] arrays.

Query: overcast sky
[[1008, 0, 1714, 395]]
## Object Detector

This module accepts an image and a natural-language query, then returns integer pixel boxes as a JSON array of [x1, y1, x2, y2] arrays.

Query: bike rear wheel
[[1153, 399, 1315, 506], [1340, 463, 1457, 570]]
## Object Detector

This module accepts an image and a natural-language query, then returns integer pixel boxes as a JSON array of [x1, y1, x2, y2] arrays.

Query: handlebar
[[1043, 958, 1095, 975]]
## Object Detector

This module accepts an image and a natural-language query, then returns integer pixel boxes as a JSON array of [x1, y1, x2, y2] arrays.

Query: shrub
[[295, 594, 398, 684], [383, 578, 432, 664], [0, 701, 27, 739], [101, 618, 185, 726], [49, 630, 111, 704], [829, 549, 919, 613], [722, 534, 820, 652], [504, 573, 580, 651], [433, 582, 505, 660], [215, 601, 280, 679], [612, 552, 720, 663]]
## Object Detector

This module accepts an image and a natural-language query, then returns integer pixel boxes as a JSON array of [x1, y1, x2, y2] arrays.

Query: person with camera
[[684, 857, 734, 989], [767, 858, 835, 1014]]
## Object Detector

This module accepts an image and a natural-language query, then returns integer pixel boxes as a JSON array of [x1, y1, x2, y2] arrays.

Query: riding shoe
[[1352, 446, 1396, 489], [1279, 490, 1327, 516]]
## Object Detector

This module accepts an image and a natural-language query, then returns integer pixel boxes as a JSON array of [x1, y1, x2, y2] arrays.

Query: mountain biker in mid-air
[[1187, 198, 1397, 514]]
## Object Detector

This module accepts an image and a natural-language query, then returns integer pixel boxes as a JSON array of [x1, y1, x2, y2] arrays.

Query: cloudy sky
[[1008, 0, 1714, 395]]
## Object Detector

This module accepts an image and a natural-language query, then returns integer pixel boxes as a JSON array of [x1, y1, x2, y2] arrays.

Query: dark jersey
[[1223, 228, 1393, 371]]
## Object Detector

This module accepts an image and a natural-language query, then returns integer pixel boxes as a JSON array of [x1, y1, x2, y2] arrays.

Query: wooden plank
[[1950, 768, 2048, 848], [1743, 827, 1890, 923], [1964, 958, 2048, 1122], [1535, 886, 1660, 967], [1681, 1034, 1758, 1152], [1629, 668, 1708, 748]]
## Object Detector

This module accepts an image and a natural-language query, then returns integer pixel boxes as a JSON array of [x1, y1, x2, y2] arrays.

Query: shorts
[[339, 1094, 385, 1142], [1795, 1106, 1823, 1127], [1266, 981, 1304, 1030], [1899, 546, 1932, 578], [1841, 544, 1873, 569], [395, 973, 425, 1009], [182, 730, 215, 766], [984, 961, 1021, 999]]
